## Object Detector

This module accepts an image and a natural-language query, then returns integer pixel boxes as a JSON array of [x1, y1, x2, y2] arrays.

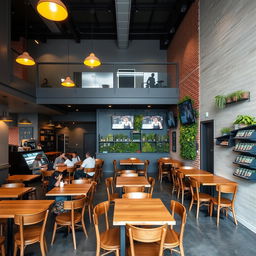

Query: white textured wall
[[200, 0, 256, 232]]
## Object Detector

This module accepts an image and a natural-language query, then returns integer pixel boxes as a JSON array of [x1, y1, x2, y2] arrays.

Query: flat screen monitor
[[112, 115, 134, 130], [22, 151, 48, 170], [142, 116, 164, 130], [178, 99, 196, 125], [167, 112, 177, 128]]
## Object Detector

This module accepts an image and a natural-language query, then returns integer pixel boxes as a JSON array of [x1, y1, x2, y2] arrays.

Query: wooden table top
[[120, 159, 144, 165], [46, 183, 92, 196], [0, 200, 54, 218], [7, 175, 40, 182], [45, 152, 61, 155], [178, 169, 213, 177], [160, 158, 183, 165], [116, 176, 150, 188], [191, 175, 237, 186], [0, 187, 32, 198], [113, 198, 176, 226]]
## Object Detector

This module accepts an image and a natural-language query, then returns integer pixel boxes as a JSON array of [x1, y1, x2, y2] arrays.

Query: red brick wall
[[9, 127, 19, 145], [167, 0, 200, 167]]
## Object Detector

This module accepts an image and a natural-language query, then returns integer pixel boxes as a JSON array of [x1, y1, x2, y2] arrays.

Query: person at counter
[[32, 153, 48, 174], [72, 152, 81, 165], [53, 152, 65, 169]]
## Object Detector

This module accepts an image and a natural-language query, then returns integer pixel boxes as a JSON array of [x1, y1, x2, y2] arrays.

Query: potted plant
[[220, 127, 231, 136], [233, 115, 256, 129], [231, 92, 238, 102], [134, 115, 143, 132], [240, 90, 250, 99], [215, 95, 226, 109], [226, 94, 233, 103]]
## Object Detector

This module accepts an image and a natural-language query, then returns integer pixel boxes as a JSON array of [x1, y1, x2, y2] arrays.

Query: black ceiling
[[11, 0, 194, 49]]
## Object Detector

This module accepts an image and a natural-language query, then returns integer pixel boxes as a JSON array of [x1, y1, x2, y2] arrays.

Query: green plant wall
[[179, 96, 198, 160]]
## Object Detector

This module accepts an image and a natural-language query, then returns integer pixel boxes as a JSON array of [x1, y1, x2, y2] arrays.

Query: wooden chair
[[65, 167, 76, 184], [86, 181, 97, 223], [51, 196, 88, 250], [170, 163, 183, 195], [176, 172, 190, 204], [123, 186, 145, 193], [0, 236, 5, 256], [113, 160, 122, 179], [163, 200, 187, 256], [158, 161, 170, 183], [121, 170, 136, 174], [127, 224, 167, 256], [93, 201, 120, 256], [93, 166, 101, 184], [189, 178, 212, 219], [41, 170, 54, 194], [120, 173, 138, 177], [2, 183, 25, 188], [148, 177, 155, 196], [122, 192, 152, 199], [95, 158, 104, 182], [105, 177, 119, 203], [137, 160, 150, 178], [72, 179, 91, 184], [210, 184, 238, 226], [84, 168, 96, 178], [14, 209, 49, 256]]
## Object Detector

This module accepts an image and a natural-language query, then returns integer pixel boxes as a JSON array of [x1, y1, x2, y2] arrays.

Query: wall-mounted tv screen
[[142, 116, 164, 130], [167, 112, 177, 128], [112, 115, 134, 130], [178, 99, 196, 125], [22, 151, 48, 170]]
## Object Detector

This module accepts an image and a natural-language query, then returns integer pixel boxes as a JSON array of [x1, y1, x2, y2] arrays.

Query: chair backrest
[[113, 160, 118, 172], [170, 200, 187, 242], [84, 168, 95, 173], [148, 177, 155, 195], [14, 209, 49, 246], [2, 183, 25, 188], [171, 162, 183, 169], [216, 184, 238, 204], [124, 186, 145, 193], [72, 179, 91, 184], [189, 177, 200, 200], [121, 170, 136, 174], [176, 171, 185, 189], [93, 201, 110, 246], [64, 195, 86, 210], [105, 177, 114, 201], [41, 170, 54, 181], [120, 173, 138, 177], [122, 192, 152, 199], [127, 224, 167, 256], [67, 167, 76, 173], [95, 158, 104, 167], [87, 181, 97, 206]]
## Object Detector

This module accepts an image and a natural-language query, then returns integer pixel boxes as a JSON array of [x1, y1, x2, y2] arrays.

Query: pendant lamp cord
[[25, 0, 28, 50], [67, 39, 70, 75]]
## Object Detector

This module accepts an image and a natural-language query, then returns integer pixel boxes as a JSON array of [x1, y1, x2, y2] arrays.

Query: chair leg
[[116, 249, 120, 256], [40, 240, 46, 256], [189, 198, 194, 212], [231, 207, 238, 225], [81, 218, 88, 238], [217, 205, 220, 227], [181, 190, 184, 205], [88, 205, 92, 223], [1, 243, 5, 256], [71, 224, 77, 250], [210, 202, 213, 217], [51, 222, 57, 245], [44, 237, 48, 253], [196, 201, 200, 219], [13, 242, 18, 256], [180, 244, 185, 256], [20, 246, 24, 256]]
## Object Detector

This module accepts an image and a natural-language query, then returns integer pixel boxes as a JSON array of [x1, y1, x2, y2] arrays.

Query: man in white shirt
[[75, 152, 95, 177]]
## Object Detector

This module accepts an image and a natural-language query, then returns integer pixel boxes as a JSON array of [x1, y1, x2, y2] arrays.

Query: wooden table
[[46, 183, 92, 197], [0, 187, 32, 198], [0, 200, 54, 256], [7, 175, 40, 182], [178, 169, 213, 177], [161, 158, 183, 165], [120, 159, 144, 166], [113, 198, 176, 256], [191, 175, 237, 186]]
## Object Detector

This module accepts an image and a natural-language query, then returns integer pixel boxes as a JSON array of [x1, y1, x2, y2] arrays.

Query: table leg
[[119, 187, 123, 198], [7, 218, 13, 256], [120, 225, 126, 256]]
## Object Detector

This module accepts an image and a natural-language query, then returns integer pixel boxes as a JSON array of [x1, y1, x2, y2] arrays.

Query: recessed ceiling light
[[75, 108, 79, 112], [181, 4, 187, 13], [108, 105, 112, 108], [67, 105, 71, 108], [34, 40, 39, 45], [72, 122, 75, 124], [147, 105, 151, 108]]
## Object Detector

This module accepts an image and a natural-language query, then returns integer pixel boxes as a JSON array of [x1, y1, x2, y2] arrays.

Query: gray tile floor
[[23, 176, 256, 256]]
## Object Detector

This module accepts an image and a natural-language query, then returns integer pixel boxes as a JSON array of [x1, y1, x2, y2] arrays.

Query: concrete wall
[[200, 0, 256, 233], [167, 0, 200, 166]]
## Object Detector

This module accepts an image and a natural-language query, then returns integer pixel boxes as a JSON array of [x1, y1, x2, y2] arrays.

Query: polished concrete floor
[[21, 176, 256, 256]]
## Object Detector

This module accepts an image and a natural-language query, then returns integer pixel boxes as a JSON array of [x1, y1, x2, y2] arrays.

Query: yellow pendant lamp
[[84, 53, 101, 68], [37, 0, 68, 21], [18, 118, 32, 125], [0, 112, 13, 122], [61, 76, 75, 87], [16, 51, 35, 66]]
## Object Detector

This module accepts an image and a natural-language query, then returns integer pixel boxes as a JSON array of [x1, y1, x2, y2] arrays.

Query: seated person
[[62, 154, 74, 168], [75, 152, 95, 178], [72, 151, 81, 165], [53, 152, 65, 169], [32, 153, 48, 175], [47, 171, 68, 214]]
